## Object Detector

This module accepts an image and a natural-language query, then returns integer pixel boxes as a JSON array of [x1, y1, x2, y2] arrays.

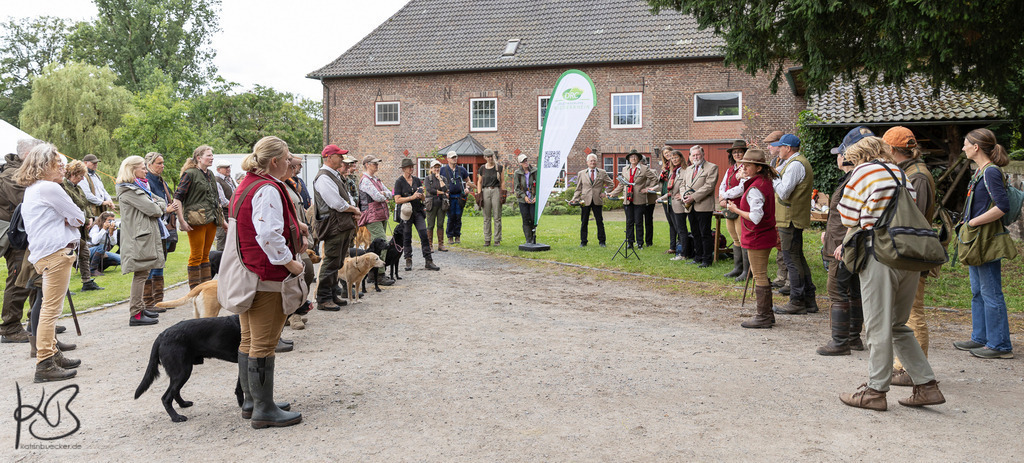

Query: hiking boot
[[317, 301, 341, 312], [1, 330, 30, 343], [773, 300, 807, 315], [771, 276, 786, 288], [424, 259, 440, 271], [840, 384, 887, 411], [804, 294, 819, 313], [891, 368, 913, 387], [34, 356, 77, 383], [81, 280, 104, 291], [848, 337, 865, 351], [897, 380, 945, 407], [405, 257, 413, 271], [52, 350, 81, 369], [288, 313, 305, 330], [778, 284, 790, 296], [953, 340, 985, 351], [970, 347, 1014, 359]]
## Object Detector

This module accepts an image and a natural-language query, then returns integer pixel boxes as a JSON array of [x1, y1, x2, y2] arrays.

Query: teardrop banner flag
[[535, 69, 596, 225]]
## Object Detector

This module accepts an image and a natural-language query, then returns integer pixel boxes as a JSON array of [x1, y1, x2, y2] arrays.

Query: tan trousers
[[746, 248, 771, 287], [894, 275, 929, 370], [32, 249, 75, 363], [129, 271, 148, 316], [725, 218, 740, 246], [859, 256, 933, 391], [239, 291, 287, 358], [481, 187, 502, 243]]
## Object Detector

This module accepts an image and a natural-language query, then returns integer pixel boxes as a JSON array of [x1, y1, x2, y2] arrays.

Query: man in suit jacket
[[680, 145, 720, 267], [213, 159, 237, 251], [610, 150, 657, 249], [571, 153, 612, 247]]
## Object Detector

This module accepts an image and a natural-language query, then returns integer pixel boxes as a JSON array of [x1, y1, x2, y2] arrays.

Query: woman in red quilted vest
[[725, 149, 778, 329], [234, 136, 306, 428]]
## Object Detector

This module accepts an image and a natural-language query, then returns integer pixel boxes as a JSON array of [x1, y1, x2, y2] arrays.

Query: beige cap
[[517, 154, 528, 163], [446, 151, 458, 159]]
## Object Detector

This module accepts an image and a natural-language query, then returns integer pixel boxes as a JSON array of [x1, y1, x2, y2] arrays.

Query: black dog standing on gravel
[[134, 315, 291, 422], [384, 226, 405, 282]]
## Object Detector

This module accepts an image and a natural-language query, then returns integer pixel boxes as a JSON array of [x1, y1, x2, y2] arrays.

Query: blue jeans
[[969, 260, 1013, 352], [447, 193, 464, 238], [89, 245, 121, 271]]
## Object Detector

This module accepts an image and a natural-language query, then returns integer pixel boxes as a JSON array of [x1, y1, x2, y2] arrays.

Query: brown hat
[[728, 140, 749, 153], [738, 149, 779, 176], [83, 154, 100, 163], [762, 131, 784, 144], [882, 126, 917, 149], [400, 157, 415, 168], [362, 154, 381, 165]]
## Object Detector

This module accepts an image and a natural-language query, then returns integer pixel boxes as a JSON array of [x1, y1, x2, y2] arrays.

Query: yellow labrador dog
[[340, 252, 385, 304], [156, 280, 222, 318]]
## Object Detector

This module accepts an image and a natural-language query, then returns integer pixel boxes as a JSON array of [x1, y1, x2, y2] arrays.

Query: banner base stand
[[519, 243, 550, 252]]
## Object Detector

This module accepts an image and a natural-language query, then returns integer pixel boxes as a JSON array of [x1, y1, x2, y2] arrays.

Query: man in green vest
[[770, 134, 818, 315], [314, 145, 361, 311]]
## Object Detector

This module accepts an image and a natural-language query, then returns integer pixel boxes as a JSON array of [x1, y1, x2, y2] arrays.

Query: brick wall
[[322, 59, 806, 186]]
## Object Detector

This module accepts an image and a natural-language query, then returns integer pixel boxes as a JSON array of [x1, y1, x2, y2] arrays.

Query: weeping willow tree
[[19, 61, 132, 164]]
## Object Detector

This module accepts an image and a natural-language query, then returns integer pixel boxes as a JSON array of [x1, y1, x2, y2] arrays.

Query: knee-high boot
[[741, 286, 775, 329], [848, 300, 865, 351], [238, 352, 290, 419], [734, 248, 750, 282], [436, 227, 448, 252], [724, 246, 743, 278], [247, 356, 301, 428], [200, 262, 212, 283], [816, 301, 852, 355], [187, 266, 202, 289], [152, 276, 165, 305]]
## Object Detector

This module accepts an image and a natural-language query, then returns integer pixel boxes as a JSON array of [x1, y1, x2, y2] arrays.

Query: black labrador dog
[[135, 315, 243, 422], [384, 226, 404, 282], [349, 237, 389, 293]]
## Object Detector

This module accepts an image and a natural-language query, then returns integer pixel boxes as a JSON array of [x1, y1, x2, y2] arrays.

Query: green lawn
[[446, 213, 1024, 313], [1, 234, 191, 319]]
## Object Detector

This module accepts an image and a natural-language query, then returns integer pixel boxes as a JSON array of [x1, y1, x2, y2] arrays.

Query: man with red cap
[[313, 145, 361, 311]]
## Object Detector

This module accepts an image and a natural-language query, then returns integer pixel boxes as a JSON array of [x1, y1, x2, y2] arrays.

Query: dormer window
[[503, 39, 520, 56]]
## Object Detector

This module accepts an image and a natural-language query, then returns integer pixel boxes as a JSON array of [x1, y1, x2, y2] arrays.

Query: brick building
[[307, 0, 806, 187]]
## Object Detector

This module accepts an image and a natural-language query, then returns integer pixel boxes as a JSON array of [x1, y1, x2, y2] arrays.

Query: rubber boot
[[238, 351, 291, 419], [817, 301, 852, 355], [200, 262, 212, 283], [437, 228, 448, 252], [849, 300, 865, 351], [55, 336, 77, 351], [152, 276, 165, 306], [187, 266, 202, 289], [248, 356, 302, 428], [724, 246, 743, 278], [734, 248, 750, 282], [742, 286, 775, 329]]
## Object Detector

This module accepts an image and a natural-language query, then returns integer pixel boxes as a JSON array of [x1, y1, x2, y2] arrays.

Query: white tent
[[0, 119, 35, 165]]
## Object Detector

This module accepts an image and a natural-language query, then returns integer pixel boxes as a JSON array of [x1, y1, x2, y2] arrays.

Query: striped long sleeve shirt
[[839, 162, 916, 231]]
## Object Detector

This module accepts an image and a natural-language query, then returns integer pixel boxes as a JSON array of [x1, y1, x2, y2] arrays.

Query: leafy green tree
[[19, 62, 133, 162], [648, 0, 1024, 136], [188, 81, 323, 154], [0, 16, 76, 125], [114, 83, 198, 176], [69, 0, 220, 95]]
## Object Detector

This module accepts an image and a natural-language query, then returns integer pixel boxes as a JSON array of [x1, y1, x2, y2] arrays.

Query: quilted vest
[[234, 174, 300, 282], [740, 175, 778, 250], [775, 154, 813, 229]]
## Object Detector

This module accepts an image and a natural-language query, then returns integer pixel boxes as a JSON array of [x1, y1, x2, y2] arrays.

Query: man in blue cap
[[770, 134, 818, 315]]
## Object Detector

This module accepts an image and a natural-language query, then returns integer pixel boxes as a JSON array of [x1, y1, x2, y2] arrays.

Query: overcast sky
[[4, 0, 410, 101]]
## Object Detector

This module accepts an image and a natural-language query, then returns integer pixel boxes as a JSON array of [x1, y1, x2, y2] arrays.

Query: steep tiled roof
[[308, 0, 724, 79], [438, 134, 487, 156], [808, 75, 1005, 124]]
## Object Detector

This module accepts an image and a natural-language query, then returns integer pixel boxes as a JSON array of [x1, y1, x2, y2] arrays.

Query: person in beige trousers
[[679, 145, 720, 267], [571, 153, 612, 247]]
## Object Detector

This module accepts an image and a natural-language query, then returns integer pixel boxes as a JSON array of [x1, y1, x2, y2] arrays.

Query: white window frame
[[693, 91, 742, 121], [375, 101, 400, 125], [537, 95, 550, 131], [610, 92, 642, 129], [417, 158, 432, 179], [470, 97, 497, 132]]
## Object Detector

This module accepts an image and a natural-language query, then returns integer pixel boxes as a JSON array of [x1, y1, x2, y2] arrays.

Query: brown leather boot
[[437, 228, 448, 252], [187, 266, 202, 289], [741, 286, 774, 329], [849, 301, 865, 351], [840, 383, 887, 411], [427, 237, 433, 252], [55, 337, 77, 351], [152, 275, 165, 305], [200, 262, 212, 283], [817, 301, 851, 356], [143, 278, 154, 308], [29, 334, 36, 358], [897, 380, 945, 407], [891, 368, 914, 387], [773, 299, 807, 315], [34, 356, 77, 383]]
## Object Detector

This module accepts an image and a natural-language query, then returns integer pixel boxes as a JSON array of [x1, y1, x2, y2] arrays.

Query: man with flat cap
[[214, 159, 237, 251], [770, 134, 818, 315], [313, 145, 361, 311], [78, 153, 115, 218]]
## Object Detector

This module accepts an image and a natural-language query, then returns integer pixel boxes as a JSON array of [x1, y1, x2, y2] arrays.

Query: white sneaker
[[671, 255, 684, 261]]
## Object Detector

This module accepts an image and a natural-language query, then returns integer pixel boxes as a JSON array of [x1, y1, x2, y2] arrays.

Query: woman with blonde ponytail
[[231, 136, 306, 428], [953, 128, 1016, 359], [173, 145, 224, 288]]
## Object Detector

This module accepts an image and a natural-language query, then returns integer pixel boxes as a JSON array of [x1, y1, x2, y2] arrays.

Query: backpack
[[7, 203, 29, 250], [981, 165, 1024, 227], [844, 162, 948, 272]]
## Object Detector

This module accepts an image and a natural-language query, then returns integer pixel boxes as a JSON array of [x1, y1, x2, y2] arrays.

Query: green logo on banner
[[562, 87, 583, 101]]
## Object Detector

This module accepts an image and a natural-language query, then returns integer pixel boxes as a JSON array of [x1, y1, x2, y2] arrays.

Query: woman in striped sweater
[[836, 136, 943, 411]]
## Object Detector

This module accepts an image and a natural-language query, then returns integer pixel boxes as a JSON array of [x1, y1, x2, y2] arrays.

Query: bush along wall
[[796, 110, 848, 194]]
